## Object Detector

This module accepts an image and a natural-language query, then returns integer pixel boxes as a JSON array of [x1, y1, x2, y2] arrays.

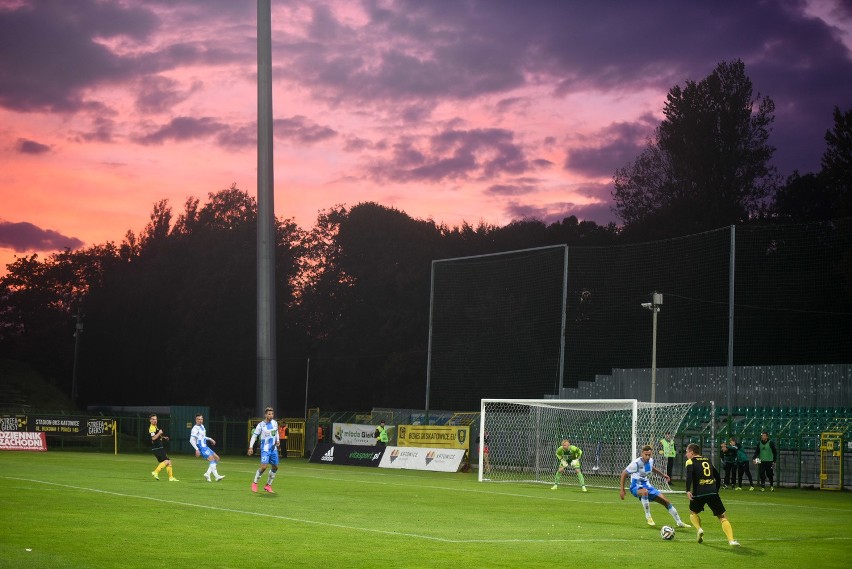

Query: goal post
[[478, 399, 694, 491]]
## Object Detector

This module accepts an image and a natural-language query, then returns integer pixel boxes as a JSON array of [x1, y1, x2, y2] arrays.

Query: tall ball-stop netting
[[426, 246, 568, 411]]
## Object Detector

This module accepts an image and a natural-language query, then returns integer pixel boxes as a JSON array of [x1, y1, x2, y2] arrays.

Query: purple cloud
[[273, 116, 337, 144], [15, 138, 51, 155], [133, 116, 229, 145], [369, 128, 536, 183], [0, 0, 159, 113], [75, 117, 117, 144], [564, 115, 658, 178], [485, 182, 539, 197], [135, 76, 199, 114], [0, 221, 84, 252]]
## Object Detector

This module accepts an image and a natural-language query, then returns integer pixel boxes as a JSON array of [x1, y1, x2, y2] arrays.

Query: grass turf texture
[[0, 452, 850, 568]]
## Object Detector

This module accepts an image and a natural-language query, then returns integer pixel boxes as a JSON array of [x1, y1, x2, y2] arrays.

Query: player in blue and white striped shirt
[[190, 414, 224, 482], [619, 445, 690, 528], [247, 407, 280, 493]]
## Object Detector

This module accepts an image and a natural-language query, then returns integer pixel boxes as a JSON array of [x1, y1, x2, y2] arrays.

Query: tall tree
[[0, 244, 121, 396], [297, 203, 439, 410], [821, 105, 852, 218], [79, 187, 305, 414], [613, 59, 777, 239], [772, 105, 852, 221]]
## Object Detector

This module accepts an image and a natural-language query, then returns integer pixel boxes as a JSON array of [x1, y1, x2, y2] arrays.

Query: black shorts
[[152, 448, 169, 463], [689, 493, 726, 517]]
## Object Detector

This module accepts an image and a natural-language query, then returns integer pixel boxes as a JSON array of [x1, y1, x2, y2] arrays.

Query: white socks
[[641, 496, 651, 518]]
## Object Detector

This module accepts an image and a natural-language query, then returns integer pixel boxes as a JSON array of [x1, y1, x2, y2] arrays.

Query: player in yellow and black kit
[[684, 443, 738, 546], [149, 414, 179, 482]]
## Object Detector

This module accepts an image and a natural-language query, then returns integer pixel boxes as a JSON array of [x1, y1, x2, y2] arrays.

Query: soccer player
[[753, 431, 779, 491], [619, 445, 688, 528], [248, 407, 280, 493], [190, 413, 224, 482], [551, 439, 587, 491], [685, 442, 740, 546], [149, 414, 179, 481]]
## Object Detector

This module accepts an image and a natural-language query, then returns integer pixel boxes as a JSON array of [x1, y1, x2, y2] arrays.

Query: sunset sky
[[1, 0, 851, 273]]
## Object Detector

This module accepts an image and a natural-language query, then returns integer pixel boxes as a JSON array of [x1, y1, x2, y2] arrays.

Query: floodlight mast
[[641, 292, 663, 404], [256, 0, 277, 417]]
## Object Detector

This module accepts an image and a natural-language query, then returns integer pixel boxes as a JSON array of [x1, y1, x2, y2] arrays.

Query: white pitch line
[[0, 476, 683, 544], [3, 475, 850, 545]]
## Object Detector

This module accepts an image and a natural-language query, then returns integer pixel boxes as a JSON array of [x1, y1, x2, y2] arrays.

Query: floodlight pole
[[256, 0, 277, 417], [641, 292, 663, 404]]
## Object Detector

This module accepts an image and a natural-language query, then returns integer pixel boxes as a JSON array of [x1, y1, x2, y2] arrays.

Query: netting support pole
[[726, 225, 736, 423], [424, 260, 437, 423], [556, 245, 568, 394]]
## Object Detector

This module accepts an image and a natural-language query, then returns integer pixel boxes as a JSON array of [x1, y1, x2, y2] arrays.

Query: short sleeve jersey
[[149, 424, 163, 450], [253, 420, 279, 453], [190, 424, 209, 448], [625, 456, 654, 482], [685, 454, 719, 496]]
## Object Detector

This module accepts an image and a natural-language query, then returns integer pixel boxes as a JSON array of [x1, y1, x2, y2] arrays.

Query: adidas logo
[[321, 446, 335, 462]]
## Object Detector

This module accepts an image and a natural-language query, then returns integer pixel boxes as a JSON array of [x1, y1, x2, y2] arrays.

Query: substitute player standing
[[551, 439, 587, 491], [190, 413, 225, 482], [684, 443, 740, 546], [248, 407, 280, 493]]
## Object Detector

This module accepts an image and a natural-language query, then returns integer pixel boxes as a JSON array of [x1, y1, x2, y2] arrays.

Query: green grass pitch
[[1, 451, 850, 568]]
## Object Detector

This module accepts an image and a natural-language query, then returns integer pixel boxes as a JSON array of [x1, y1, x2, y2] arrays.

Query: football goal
[[479, 399, 694, 491]]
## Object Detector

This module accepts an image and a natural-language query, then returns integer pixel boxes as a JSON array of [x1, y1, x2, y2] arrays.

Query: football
[[754, 458, 762, 464], [660, 525, 675, 540]]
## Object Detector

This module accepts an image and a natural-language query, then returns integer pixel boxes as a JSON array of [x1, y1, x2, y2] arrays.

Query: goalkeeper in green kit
[[551, 439, 588, 492]]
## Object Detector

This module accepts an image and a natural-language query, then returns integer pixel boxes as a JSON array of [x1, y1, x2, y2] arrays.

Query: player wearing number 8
[[685, 443, 739, 546], [551, 439, 587, 491]]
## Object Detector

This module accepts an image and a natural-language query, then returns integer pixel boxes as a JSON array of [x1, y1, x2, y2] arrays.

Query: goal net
[[479, 399, 694, 491]]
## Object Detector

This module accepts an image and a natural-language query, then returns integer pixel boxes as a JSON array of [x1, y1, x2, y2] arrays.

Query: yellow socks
[[721, 519, 734, 542], [690, 513, 702, 529], [154, 461, 166, 474], [167, 465, 174, 477]]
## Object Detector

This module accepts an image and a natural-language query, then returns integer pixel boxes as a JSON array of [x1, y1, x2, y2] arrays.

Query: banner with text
[[396, 425, 469, 449], [331, 423, 380, 446], [0, 415, 115, 437], [379, 446, 466, 472], [308, 442, 384, 467], [0, 431, 47, 451], [0, 416, 27, 432]]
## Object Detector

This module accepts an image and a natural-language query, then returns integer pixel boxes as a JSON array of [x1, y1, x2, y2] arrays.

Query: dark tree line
[[1, 61, 850, 415]]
